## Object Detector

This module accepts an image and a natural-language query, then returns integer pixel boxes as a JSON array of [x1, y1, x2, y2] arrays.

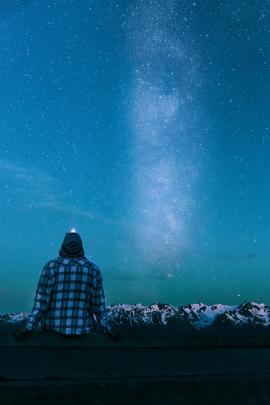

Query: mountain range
[[1, 301, 270, 335]]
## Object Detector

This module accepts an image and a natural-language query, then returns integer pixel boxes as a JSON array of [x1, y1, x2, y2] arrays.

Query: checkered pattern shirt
[[24, 256, 111, 335]]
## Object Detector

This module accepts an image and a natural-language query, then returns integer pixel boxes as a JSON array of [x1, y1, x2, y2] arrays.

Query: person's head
[[59, 229, 85, 258]]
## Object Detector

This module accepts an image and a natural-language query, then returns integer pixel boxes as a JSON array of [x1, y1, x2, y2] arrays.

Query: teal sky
[[0, 0, 270, 313]]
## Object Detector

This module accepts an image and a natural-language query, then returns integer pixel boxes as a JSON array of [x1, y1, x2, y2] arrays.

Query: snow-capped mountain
[[179, 303, 237, 329], [106, 303, 196, 334], [207, 302, 270, 334], [2, 302, 270, 334]]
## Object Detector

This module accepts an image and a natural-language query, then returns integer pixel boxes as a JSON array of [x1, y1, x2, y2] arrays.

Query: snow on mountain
[[107, 303, 179, 327], [0, 312, 29, 323], [180, 303, 237, 329], [3, 302, 270, 332], [214, 302, 270, 328]]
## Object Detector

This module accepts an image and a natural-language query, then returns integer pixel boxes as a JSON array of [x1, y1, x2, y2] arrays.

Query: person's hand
[[14, 324, 32, 341], [105, 330, 121, 342]]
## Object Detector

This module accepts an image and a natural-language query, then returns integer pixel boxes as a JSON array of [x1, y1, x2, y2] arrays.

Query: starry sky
[[1, 0, 270, 313]]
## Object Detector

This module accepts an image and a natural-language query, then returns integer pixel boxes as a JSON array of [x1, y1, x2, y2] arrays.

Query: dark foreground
[[1, 323, 270, 404]]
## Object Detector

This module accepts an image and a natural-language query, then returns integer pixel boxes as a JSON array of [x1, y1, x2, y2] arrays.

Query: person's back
[[20, 231, 112, 336]]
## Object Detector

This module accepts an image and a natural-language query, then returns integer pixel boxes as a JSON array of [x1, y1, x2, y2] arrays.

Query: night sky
[[1, 0, 270, 313]]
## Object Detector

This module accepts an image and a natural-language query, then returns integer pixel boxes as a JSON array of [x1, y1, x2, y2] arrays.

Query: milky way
[[127, 1, 204, 272]]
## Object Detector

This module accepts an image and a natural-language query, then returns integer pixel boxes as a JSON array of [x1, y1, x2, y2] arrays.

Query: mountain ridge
[[1, 301, 270, 335]]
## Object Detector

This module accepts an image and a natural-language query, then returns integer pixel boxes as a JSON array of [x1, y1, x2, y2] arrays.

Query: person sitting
[[15, 229, 119, 342]]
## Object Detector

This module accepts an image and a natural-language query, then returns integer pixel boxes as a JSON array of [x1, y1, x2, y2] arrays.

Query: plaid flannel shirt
[[24, 256, 111, 335]]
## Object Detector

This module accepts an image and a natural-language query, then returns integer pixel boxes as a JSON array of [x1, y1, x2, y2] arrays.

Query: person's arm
[[24, 262, 55, 331], [91, 270, 111, 332]]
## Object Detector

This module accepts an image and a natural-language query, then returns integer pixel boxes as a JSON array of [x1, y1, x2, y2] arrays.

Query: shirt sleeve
[[24, 262, 55, 331], [91, 270, 111, 332]]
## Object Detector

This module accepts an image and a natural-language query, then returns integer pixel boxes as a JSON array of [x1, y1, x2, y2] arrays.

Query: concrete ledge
[[1, 329, 270, 404], [2, 321, 270, 403], [2, 330, 270, 348]]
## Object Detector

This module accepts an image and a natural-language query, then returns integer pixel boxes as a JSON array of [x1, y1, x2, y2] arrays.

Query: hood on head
[[59, 232, 85, 258]]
